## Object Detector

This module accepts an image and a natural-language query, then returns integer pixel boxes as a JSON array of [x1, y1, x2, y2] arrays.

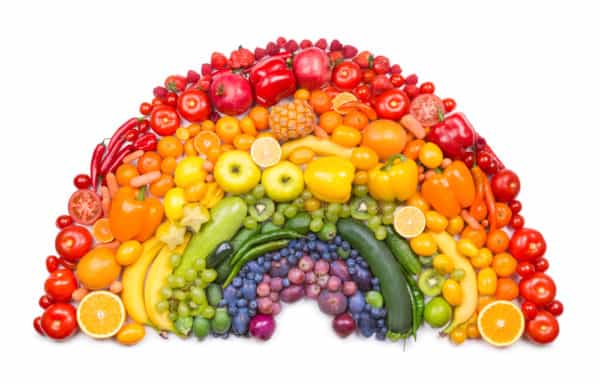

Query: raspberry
[[300, 39, 313, 49], [404, 84, 420, 98], [330, 39, 343, 51], [186, 70, 200, 84], [342, 45, 358, 58], [315, 38, 327, 50], [276, 36, 287, 47], [266, 42, 279, 56], [153, 86, 168, 99], [201, 63, 211, 76], [254, 47, 267, 60], [405, 74, 418, 85], [211, 52, 228, 69], [390, 64, 402, 74]]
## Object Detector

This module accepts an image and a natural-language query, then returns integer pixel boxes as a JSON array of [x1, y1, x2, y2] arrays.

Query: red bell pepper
[[250, 56, 296, 107], [427, 112, 477, 159]]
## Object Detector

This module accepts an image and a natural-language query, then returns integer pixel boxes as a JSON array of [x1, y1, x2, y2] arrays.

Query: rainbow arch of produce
[[34, 37, 562, 347]]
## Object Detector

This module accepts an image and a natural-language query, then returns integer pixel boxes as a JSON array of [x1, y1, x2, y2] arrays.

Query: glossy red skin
[[521, 301, 538, 321], [55, 215, 73, 229], [41, 303, 78, 340], [519, 272, 556, 306], [34, 316, 45, 336], [209, 72, 253, 115], [526, 310, 559, 344], [150, 105, 180, 136], [44, 268, 78, 302], [164, 74, 187, 92], [546, 300, 564, 316], [332, 62, 362, 90], [46, 255, 59, 273], [491, 169, 521, 202], [177, 88, 211, 122], [250, 56, 296, 106], [73, 174, 91, 189], [516, 262, 535, 278], [509, 214, 525, 230], [509, 228, 546, 262], [427, 112, 476, 159], [292, 47, 332, 90], [39, 294, 53, 309], [55, 225, 92, 262], [332, 313, 356, 337], [534, 257, 549, 273], [374, 89, 410, 120]]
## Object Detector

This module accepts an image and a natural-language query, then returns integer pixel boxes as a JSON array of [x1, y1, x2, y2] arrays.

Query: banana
[[122, 237, 162, 324], [145, 235, 190, 331]]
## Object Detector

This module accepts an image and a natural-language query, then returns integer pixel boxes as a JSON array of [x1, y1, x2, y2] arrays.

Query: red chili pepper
[[106, 117, 138, 153], [427, 112, 477, 159], [90, 143, 106, 191], [133, 133, 158, 151], [107, 145, 135, 174], [100, 134, 128, 175], [249, 56, 296, 106]]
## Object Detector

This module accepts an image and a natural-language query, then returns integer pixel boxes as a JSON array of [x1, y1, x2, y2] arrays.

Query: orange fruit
[[495, 278, 519, 300], [77, 291, 125, 339], [362, 119, 407, 160], [233, 134, 255, 151], [161, 157, 177, 175], [332, 125, 362, 147], [215, 116, 241, 144], [343, 109, 369, 130], [250, 137, 282, 168], [309, 89, 332, 114], [406, 192, 430, 213], [492, 252, 517, 277], [403, 139, 425, 160], [184, 139, 197, 156], [351, 146, 379, 170], [288, 146, 315, 165], [201, 120, 215, 131], [494, 203, 512, 227], [187, 123, 202, 136], [477, 300, 524, 347], [477, 295, 495, 312], [150, 173, 174, 197], [76, 247, 121, 290], [249, 106, 269, 131], [157, 136, 183, 158], [319, 111, 343, 134], [240, 116, 257, 136], [462, 225, 487, 248], [194, 130, 221, 155], [294, 88, 310, 100], [115, 164, 138, 186], [486, 229, 510, 253], [393, 206, 426, 238], [175, 127, 190, 141], [137, 151, 162, 174], [92, 218, 114, 243]]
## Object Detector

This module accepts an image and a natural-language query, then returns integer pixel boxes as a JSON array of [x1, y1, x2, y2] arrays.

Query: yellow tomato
[[288, 147, 315, 165], [433, 254, 454, 274], [419, 142, 443, 169], [477, 267, 498, 295], [409, 233, 437, 256], [164, 187, 187, 221], [442, 279, 463, 306], [407, 192, 430, 213], [174, 156, 206, 188], [471, 247, 493, 269], [350, 147, 379, 170], [116, 322, 146, 345], [353, 170, 369, 185], [425, 211, 448, 232], [457, 238, 479, 258], [331, 125, 362, 148], [115, 240, 143, 266], [447, 216, 465, 235], [184, 181, 207, 202]]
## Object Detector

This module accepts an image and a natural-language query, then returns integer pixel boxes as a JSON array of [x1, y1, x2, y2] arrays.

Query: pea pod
[[385, 227, 421, 275], [401, 267, 424, 338], [229, 229, 303, 266], [231, 228, 260, 251], [223, 240, 290, 287]]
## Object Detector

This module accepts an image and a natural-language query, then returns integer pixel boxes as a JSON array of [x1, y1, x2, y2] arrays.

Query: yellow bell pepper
[[174, 156, 206, 188], [368, 154, 418, 201], [304, 156, 355, 203], [164, 187, 187, 221]]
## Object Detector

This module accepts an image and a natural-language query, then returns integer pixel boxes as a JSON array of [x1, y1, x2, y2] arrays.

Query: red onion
[[249, 314, 276, 340], [333, 313, 356, 337]]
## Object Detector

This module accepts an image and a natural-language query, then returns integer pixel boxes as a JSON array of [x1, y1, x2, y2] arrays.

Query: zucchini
[[337, 218, 413, 335], [284, 212, 311, 235], [206, 241, 234, 268], [385, 227, 421, 275]]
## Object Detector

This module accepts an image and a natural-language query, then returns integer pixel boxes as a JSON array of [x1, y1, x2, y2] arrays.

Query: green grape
[[173, 289, 186, 301], [184, 268, 197, 282], [252, 184, 266, 199], [374, 226, 387, 240], [367, 216, 382, 230], [272, 212, 285, 226], [311, 208, 325, 219], [175, 316, 193, 335], [166, 274, 177, 288], [283, 205, 298, 218], [327, 203, 342, 216], [325, 211, 338, 224], [339, 204, 351, 218], [293, 198, 304, 209], [367, 205, 379, 216], [178, 302, 190, 317], [353, 184, 368, 197], [193, 278, 203, 287], [244, 194, 257, 205], [156, 300, 169, 313], [190, 287, 207, 305], [188, 300, 198, 309], [337, 247, 350, 259], [301, 190, 312, 200], [243, 216, 258, 230], [193, 258, 206, 272], [173, 275, 186, 288], [170, 254, 182, 267], [309, 217, 324, 232], [168, 312, 178, 321], [382, 213, 394, 225], [201, 306, 216, 319], [277, 203, 290, 214], [201, 269, 218, 283], [380, 202, 396, 215], [160, 287, 173, 299]]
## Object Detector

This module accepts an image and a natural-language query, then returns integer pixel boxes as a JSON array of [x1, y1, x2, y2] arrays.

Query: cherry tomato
[[519, 272, 556, 306], [491, 169, 520, 202], [166, 92, 178, 107], [509, 200, 522, 214], [509, 213, 524, 229], [419, 82, 435, 94], [526, 310, 559, 344], [150, 105, 181, 136], [476, 151, 498, 174], [462, 151, 475, 168], [73, 174, 91, 189], [177, 88, 211, 122], [332, 61, 362, 90], [534, 257, 549, 273], [139, 102, 153, 116], [546, 300, 563, 317], [34, 316, 45, 336], [44, 268, 78, 302], [516, 261, 535, 278], [443, 98, 456, 112], [138, 119, 150, 133], [39, 294, 53, 309], [509, 228, 546, 262], [55, 225, 93, 262], [372, 55, 390, 74], [55, 214, 73, 229], [46, 255, 59, 273], [68, 189, 102, 225], [390, 74, 405, 87], [374, 89, 410, 120], [354, 85, 371, 102], [521, 301, 538, 321], [41, 303, 78, 340]]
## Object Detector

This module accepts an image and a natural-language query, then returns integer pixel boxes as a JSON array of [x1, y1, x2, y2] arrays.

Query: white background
[[1, 0, 598, 383]]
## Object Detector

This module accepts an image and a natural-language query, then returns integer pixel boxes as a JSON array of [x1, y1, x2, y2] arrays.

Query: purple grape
[[272, 302, 282, 315], [305, 283, 321, 299], [298, 255, 314, 272], [317, 290, 348, 315], [269, 277, 283, 292], [304, 271, 316, 284], [270, 259, 290, 278], [330, 260, 350, 281], [280, 285, 304, 303], [257, 282, 270, 297], [257, 297, 273, 314], [269, 292, 279, 302], [327, 276, 342, 292], [287, 267, 305, 285]]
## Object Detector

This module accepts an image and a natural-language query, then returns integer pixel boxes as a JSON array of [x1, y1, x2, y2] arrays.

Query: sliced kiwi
[[350, 196, 377, 220], [248, 198, 275, 222], [418, 268, 446, 297]]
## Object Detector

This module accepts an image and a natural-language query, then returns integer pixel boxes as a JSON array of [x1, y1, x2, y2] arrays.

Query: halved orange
[[77, 291, 125, 339], [477, 300, 524, 347], [92, 218, 114, 243], [332, 92, 358, 114], [393, 206, 426, 238], [193, 130, 221, 155], [250, 136, 282, 168]]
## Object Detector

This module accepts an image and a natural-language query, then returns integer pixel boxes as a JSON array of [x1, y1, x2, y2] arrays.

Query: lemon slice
[[393, 206, 426, 238], [77, 290, 125, 339], [332, 92, 358, 114], [250, 136, 282, 168], [477, 300, 524, 347]]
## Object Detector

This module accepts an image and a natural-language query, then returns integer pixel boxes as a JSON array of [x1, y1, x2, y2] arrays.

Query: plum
[[280, 285, 304, 303], [330, 260, 350, 281], [317, 290, 348, 315]]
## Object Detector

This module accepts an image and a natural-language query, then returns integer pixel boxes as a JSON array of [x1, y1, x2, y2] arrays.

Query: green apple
[[261, 161, 304, 202], [214, 150, 261, 194]]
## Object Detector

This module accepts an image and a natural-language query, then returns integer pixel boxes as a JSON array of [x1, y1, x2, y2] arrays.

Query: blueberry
[[364, 303, 372, 312], [282, 278, 290, 287], [224, 286, 237, 302], [341, 241, 350, 250], [281, 248, 290, 257], [232, 277, 242, 288], [310, 252, 319, 260], [376, 319, 385, 327], [330, 252, 338, 260], [237, 298, 248, 307], [228, 306, 238, 315], [249, 309, 256, 317], [370, 307, 379, 317], [273, 252, 281, 261], [316, 243, 326, 253], [347, 259, 355, 267], [350, 250, 359, 257], [249, 300, 257, 309], [308, 241, 316, 250], [246, 272, 255, 281], [371, 277, 379, 285], [334, 235, 342, 245], [375, 331, 386, 341], [348, 267, 356, 275], [254, 274, 263, 283], [308, 233, 317, 241], [232, 312, 250, 335], [322, 252, 331, 260], [289, 240, 298, 249], [241, 281, 256, 300], [219, 299, 227, 307], [257, 256, 265, 264], [263, 261, 272, 270]]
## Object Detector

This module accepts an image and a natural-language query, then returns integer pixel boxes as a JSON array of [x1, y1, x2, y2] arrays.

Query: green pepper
[[223, 240, 290, 287], [229, 229, 303, 266]]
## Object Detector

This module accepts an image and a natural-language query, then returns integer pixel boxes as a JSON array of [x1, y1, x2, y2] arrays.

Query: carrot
[[105, 172, 119, 198], [101, 186, 111, 216], [122, 150, 144, 164], [461, 209, 482, 230], [482, 176, 497, 233], [130, 171, 161, 187], [470, 167, 488, 221], [400, 114, 426, 139]]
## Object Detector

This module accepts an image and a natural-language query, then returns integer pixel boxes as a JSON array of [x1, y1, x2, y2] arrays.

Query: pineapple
[[269, 99, 316, 141]]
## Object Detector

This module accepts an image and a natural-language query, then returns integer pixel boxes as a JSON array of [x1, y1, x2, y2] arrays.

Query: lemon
[[393, 206, 426, 238], [251, 137, 282, 168]]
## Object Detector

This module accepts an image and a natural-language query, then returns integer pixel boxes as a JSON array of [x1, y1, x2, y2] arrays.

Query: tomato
[[409, 94, 445, 127], [509, 228, 546, 261], [33, 316, 45, 336], [46, 255, 59, 273], [73, 174, 92, 189], [55, 214, 73, 229], [353, 84, 371, 102], [521, 301, 538, 321], [534, 257, 549, 273], [139, 102, 153, 116], [486, 229, 509, 253], [516, 261, 535, 278], [374, 89, 410, 120], [39, 294, 53, 309], [476, 151, 498, 175], [41, 303, 78, 340], [177, 89, 211, 122], [509, 199, 522, 214], [519, 272, 556, 306], [491, 169, 520, 202], [509, 214, 524, 229], [443, 98, 456, 112], [44, 268, 78, 302], [68, 189, 102, 225], [166, 92, 178, 107], [372, 55, 390, 74], [526, 310, 559, 344], [546, 300, 563, 316], [419, 82, 435, 94], [332, 61, 362, 90], [332, 125, 361, 147], [494, 202, 512, 228], [492, 252, 517, 277], [150, 105, 181, 136], [55, 225, 93, 262]]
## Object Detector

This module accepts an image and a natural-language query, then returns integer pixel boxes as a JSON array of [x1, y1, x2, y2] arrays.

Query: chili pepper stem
[[137, 186, 147, 201]]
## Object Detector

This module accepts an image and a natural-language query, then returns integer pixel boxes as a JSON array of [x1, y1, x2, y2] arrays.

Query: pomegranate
[[292, 47, 331, 90], [209, 72, 253, 115]]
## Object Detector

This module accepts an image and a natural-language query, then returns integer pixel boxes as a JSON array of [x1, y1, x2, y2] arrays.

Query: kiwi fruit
[[418, 268, 446, 296], [248, 198, 275, 222], [350, 196, 377, 220]]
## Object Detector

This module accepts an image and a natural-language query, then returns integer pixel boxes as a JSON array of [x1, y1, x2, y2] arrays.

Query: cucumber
[[206, 241, 234, 268], [284, 212, 311, 235], [175, 197, 247, 276], [385, 227, 421, 275], [337, 218, 413, 335]]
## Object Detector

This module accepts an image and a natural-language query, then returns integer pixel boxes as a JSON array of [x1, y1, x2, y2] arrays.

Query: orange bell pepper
[[421, 174, 461, 218], [444, 161, 475, 208], [109, 187, 163, 242]]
